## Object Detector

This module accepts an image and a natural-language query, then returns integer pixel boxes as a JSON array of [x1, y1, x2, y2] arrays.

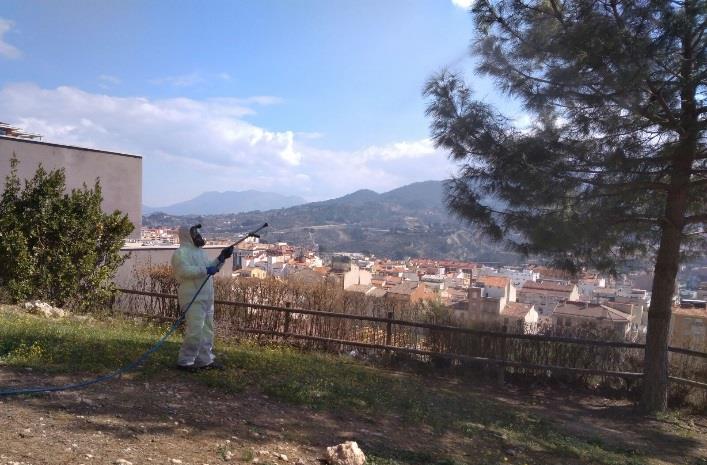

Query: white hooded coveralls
[[172, 225, 222, 367]]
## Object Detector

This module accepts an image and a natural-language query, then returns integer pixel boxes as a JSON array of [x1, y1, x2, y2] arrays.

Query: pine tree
[[0, 156, 134, 308], [424, 0, 707, 413]]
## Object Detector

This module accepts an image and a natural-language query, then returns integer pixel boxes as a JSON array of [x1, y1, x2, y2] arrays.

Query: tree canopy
[[425, 0, 706, 412]]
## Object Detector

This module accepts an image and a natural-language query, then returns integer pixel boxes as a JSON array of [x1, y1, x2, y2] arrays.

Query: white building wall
[[485, 286, 506, 299], [1, 137, 142, 239], [115, 246, 233, 288]]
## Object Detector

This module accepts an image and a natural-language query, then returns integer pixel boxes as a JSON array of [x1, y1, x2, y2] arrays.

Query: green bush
[[0, 155, 133, 309]]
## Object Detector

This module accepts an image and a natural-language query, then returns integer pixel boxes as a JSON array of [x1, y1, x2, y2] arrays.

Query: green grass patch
[[0, 306, 650, 465]]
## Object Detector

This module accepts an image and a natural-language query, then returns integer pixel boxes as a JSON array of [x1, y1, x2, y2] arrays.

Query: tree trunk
[[641, 221, 681, 413], [641, 150, 692, 413], [641, 9, 698, 413]]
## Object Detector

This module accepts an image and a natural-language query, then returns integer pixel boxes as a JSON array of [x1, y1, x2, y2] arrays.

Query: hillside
[[143, 190, 305, 215], [143, 180, 519, 262]]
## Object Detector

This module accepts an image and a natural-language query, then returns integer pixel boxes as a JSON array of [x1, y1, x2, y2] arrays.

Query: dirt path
[[1, 368, 705, 465]]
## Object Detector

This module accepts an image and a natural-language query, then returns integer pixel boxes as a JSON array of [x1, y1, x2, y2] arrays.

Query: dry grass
[[112, 264, 707, 411]]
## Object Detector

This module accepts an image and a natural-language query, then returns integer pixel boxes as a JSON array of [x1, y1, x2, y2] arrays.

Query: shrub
[[0, 156, 134, 309]]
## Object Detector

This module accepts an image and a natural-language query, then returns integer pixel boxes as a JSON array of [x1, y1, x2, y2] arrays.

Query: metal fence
[[114, 288, 707, 390]]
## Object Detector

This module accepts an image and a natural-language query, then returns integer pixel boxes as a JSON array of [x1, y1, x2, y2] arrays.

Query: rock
[[114, 460, 133, 465], [325, 441, 366, 465], [170, 460, 183, 464], [23, 300, 66, 318], [277, 453, 288, 461], [295, 460, 306, 465], [223, 450, 234, 461]]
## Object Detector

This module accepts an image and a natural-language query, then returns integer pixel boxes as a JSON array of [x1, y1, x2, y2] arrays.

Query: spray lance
[[209, 222, 269, 273], [229, 222, 269, 248]]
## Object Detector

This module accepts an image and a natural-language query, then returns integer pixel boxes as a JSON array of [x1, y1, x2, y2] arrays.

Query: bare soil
[[1, 367, 705, 465]]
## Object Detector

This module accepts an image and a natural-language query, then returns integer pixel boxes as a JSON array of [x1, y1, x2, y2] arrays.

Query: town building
[[453, 276, 537, 333], [234, 267, 268, 279], [501, 302, 539, 333], [552, 301, 631, 338], [476, 266, 539, 289], [345, 284, 379, 296], [421, 274, 446, 291], [386, 281, 432, 303], [670, 306, 707, 349], [577, 275, 607, 301], [517, 281, 580, 321], [328, 255, 372, 289]]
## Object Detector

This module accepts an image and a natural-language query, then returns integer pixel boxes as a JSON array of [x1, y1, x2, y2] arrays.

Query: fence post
[[284, 302, 291, 339], [497, 334, 507, 386], [386, 311, 393, 347]]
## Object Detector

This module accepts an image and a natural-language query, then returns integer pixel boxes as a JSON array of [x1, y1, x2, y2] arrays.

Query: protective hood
[[178, 225, 197, 249]]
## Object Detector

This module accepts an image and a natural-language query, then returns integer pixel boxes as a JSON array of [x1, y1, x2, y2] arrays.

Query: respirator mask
[[189, 224, 206, 248]]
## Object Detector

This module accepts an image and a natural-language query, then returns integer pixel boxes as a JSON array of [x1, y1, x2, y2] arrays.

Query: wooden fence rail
[[114, 288, 707, 390]]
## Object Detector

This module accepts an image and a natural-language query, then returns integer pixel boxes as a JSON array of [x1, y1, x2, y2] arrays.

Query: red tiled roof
[[554, 301, 629, 322], [387, 282, 418, 295], [345, 284, 374, 294], [503, 302, 533, 318], [672, 307, 707, 319], [368, 287, 388, 298]]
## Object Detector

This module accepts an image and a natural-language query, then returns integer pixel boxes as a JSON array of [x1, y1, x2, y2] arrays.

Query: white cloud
[[149, 72, 204, 87], [451, 0, 474, 9], [149, 71, 241, 88], [355, 139, 436, 162], [98, 74, 121, 90], [0, 83, 300, 166], [0, 18, 21, 59], [0, 83, 453, 204], [99, 74, 122, 85], [224, 95, 284, 106]]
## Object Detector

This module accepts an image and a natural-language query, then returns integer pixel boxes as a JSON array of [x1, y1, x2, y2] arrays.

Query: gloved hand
[[217, 245, 234, 263], [206, 264, 221, 276]]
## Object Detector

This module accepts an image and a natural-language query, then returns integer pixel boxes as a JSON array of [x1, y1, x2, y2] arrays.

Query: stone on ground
[[325, 441, 366, 465], [23, 300, 66, 318]]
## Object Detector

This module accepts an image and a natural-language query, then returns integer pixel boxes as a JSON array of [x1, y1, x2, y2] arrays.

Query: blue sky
[[0, 0, 514, 206]]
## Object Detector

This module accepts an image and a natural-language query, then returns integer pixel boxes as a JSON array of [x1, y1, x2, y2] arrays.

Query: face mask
[[189, 224, 206, 248]]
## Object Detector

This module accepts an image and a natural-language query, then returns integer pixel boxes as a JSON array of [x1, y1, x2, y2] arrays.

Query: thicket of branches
[[117, 263, 705, 410]]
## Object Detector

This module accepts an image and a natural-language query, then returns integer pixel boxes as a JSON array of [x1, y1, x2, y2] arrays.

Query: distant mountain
[[143, 190, 306, 215], [143, 180, 520, 263], [380, 180, 446, 209]]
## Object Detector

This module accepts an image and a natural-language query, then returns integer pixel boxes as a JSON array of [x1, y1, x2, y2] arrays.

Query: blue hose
[[0, 276, 211, 397]]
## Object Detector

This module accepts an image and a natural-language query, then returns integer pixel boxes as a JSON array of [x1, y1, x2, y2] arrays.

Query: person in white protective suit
[[172, 224, 233, 371]]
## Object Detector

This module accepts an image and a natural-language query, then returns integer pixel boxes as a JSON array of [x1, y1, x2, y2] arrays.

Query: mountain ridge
[[142, 180, 519, 263], [143, 190, 306, 215]]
